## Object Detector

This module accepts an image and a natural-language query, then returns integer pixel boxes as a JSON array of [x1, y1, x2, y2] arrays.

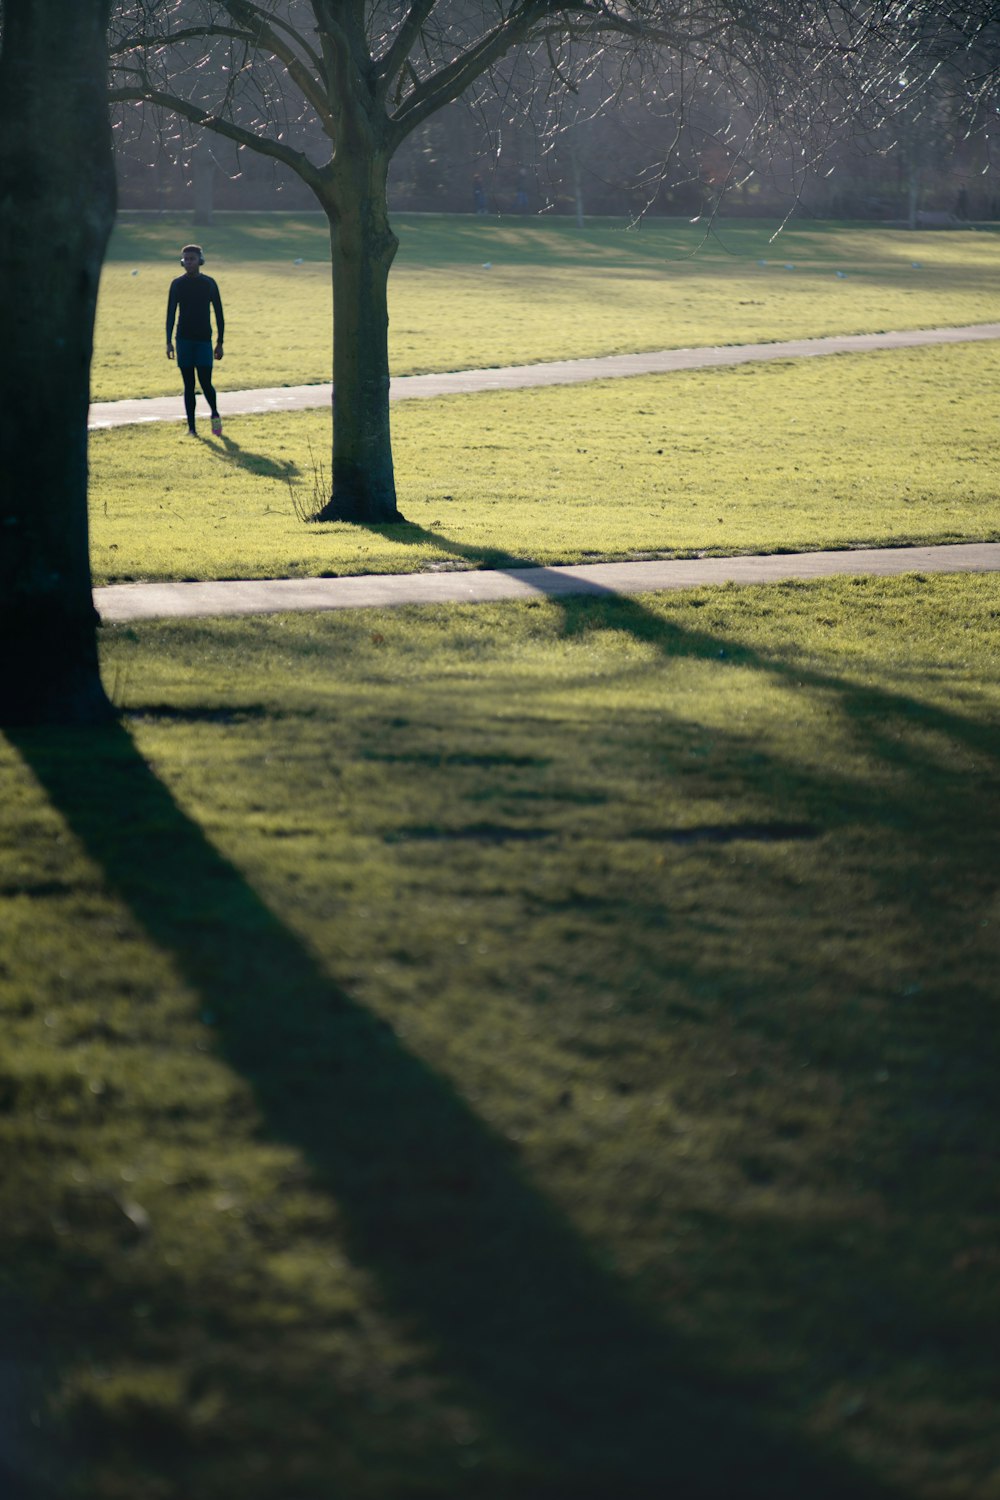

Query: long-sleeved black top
[[166, 273, 224, 343]]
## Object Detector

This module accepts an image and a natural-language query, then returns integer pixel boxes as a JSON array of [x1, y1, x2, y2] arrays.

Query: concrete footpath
[[90, 321, 1000, 622], [88, 322, 1000, 429], [95, 543, 1000, 623]]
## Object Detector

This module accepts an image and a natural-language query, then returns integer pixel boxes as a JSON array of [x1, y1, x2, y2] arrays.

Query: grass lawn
[[94, 213, 1000, 402], [2, 574, 998, 1498], [90, 342, 1000, 583], [9, 207, 996, 1497]]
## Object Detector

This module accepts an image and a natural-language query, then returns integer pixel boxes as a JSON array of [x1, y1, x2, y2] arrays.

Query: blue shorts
[[176, 338, 213, 368]]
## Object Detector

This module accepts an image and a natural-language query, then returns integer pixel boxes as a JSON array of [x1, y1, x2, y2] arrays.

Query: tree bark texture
[[0, 0, 117, 725], [316, 156, 402, 524]]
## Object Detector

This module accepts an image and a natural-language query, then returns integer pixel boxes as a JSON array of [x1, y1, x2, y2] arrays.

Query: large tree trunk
[[0, 0, 116, 725], [315, 156, 403, 524]]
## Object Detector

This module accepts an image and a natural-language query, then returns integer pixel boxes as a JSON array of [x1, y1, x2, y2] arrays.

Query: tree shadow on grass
[[466, 566, 1000, 1413], [5, 716, 902, 1500], [373, 519, 1000, 772], [364, 520, 1000, 1256], [357, 518, 542, 574]]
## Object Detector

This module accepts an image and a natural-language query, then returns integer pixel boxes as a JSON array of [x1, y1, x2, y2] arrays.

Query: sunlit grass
[[3, 574, 998, 1497], [89, 342, 1000, 583], [93, 212, 1000, 402], [13, 207, 998, 1500]]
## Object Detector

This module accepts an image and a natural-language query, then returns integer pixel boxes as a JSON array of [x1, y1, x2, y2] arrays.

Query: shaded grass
[[89, 343, 1000, 583], [2, 574, 999, 1497], [94, 213, 1000, 402]]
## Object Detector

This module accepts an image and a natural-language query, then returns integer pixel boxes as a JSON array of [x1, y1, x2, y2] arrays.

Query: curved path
[[95, 543, 1000, 623], [88, 321, 1000, 429], [91, 322, 1000, 621]]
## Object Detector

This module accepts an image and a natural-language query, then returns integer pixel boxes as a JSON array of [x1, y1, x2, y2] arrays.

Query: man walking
[[166, 244, 225, 437]]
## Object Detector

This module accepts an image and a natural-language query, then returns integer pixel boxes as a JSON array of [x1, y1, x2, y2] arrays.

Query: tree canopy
[[108, 0, 998, 523]]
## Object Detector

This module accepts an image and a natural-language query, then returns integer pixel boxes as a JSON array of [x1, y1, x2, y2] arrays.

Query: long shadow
[[7, 717, 902, 1500], [554, 590, 1000, 778], [371, 520, 1000, 771], [365, 524, 1000, 1232], [208, 433, 300, 482], [356, 518, 544, 574], [451, 556, 1000, 1402]]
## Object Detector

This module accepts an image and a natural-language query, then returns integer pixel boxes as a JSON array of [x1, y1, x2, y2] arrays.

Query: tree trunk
[[192, 137, 215, 228], [314, 158, 403, 524], [570, 141, 585, 229], [0, 0, 116, 725], [907, 168, 920, 231]]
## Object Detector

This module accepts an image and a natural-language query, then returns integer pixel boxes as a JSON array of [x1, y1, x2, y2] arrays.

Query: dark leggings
[[181, 363, 218, 428]]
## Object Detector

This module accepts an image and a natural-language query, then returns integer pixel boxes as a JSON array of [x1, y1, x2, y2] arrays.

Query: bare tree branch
[[109, 23, 256, 57], [108, 81, 327, 186], [215, 0, 334, 127], [377, 0, 442, 100]]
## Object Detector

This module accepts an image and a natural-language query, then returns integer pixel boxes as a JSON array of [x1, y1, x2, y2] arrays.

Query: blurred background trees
[[112, 11, 1000, 225], [114, 0, 972, 523]]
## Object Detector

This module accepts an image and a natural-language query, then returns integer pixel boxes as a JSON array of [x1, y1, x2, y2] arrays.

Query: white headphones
[[180, 247, 206, 266]]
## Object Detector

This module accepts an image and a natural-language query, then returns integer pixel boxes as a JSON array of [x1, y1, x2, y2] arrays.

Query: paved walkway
[[95, 543, 1000, 623], [90, 322, 1000, 622], [88, 321, 1000, 428]]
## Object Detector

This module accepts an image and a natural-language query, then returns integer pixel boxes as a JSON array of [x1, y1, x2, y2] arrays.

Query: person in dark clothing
[[166, 244, 225, 436]]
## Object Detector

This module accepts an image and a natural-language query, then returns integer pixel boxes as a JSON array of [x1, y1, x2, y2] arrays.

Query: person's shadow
[[206, 432, 300, 483]]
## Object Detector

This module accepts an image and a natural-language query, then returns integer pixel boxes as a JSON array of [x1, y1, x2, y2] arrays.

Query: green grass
[[89, 342, 1000, 583], [94, 213, 1000, 402], [12, 206, 998, 1496], [2, 574, 998, 1497]]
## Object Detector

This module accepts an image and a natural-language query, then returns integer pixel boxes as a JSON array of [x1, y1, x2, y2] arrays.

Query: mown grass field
[[95, 212, 1000, 402], [3, 214, 998, 1498], [2, 575, 998, 1498], [90, 342, 1000, 583]]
